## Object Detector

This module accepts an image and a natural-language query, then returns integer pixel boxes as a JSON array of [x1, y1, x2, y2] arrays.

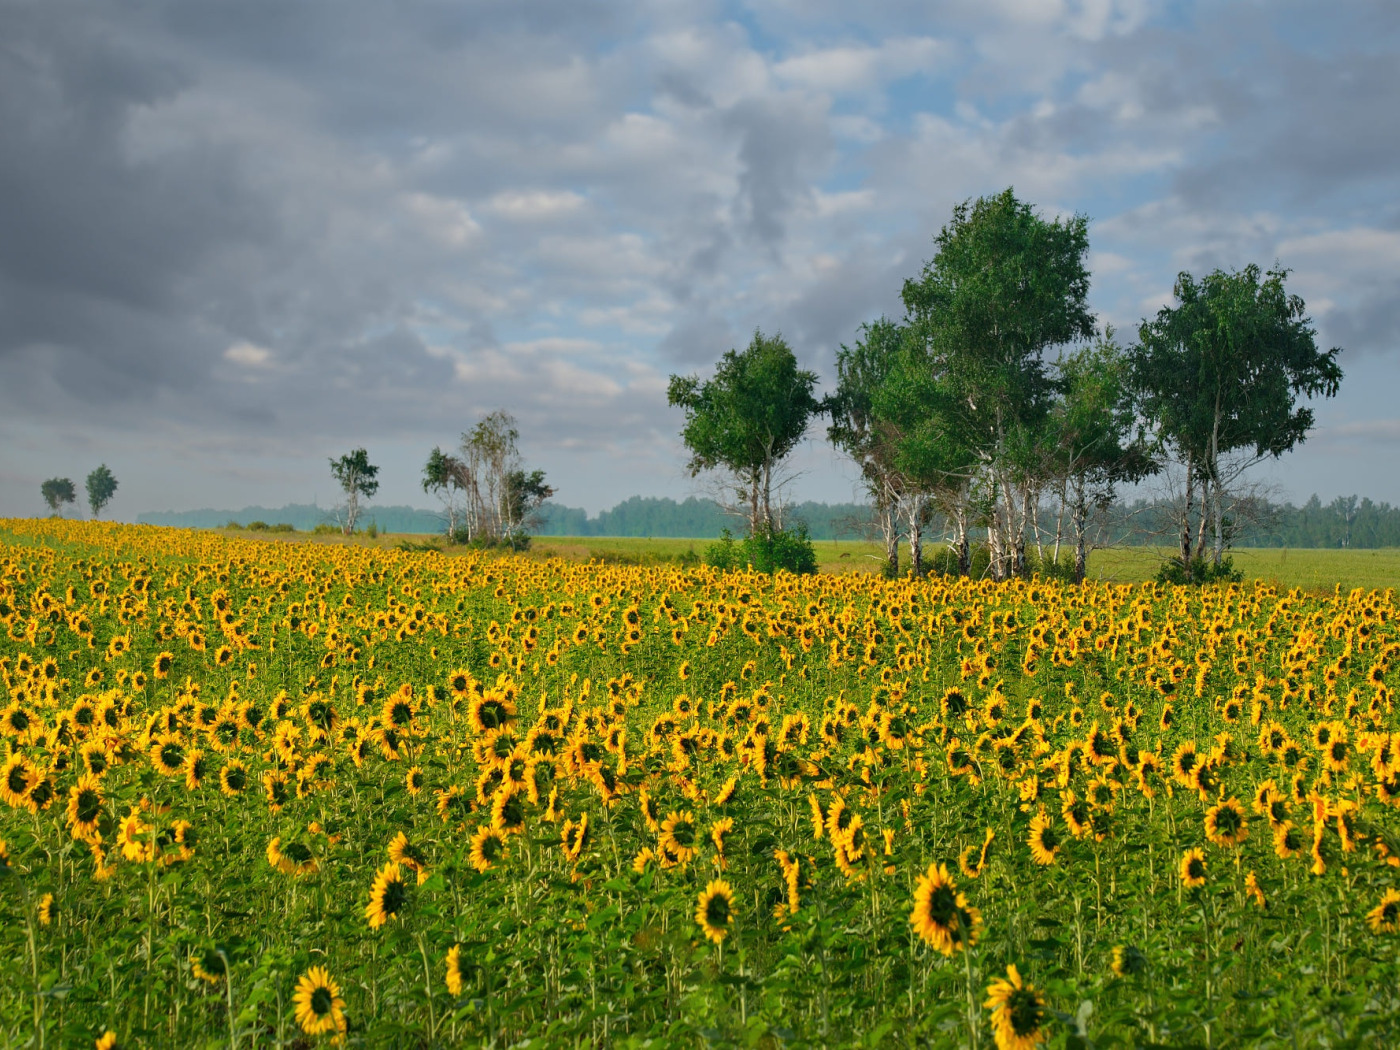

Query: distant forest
[[135, 493, 1400, 548]]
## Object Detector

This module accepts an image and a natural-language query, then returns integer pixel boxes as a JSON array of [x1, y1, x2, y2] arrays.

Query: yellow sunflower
[[984, 964, 1048, 1050], [695, 879, 735, 944], [909, 862, 982, 956], [365, 862, 408, 929], [292, 965, 346, 1039]]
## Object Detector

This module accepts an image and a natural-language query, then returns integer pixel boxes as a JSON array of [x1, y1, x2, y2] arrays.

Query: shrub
[[366, 520, 379, 539], [705, 524, 818, 576], [1155, 555, 1244, 586], [312, 523, 339, 536]]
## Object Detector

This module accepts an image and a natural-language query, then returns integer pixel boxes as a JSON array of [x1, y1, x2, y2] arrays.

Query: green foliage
[[40, 477, 76, 515], [1132, 265, 1343, 471], [902, 187, 1095, 460], [84, 464, 117, 518], [1155, 554, 1244, 586], [704, 523, 818, 575], [365, 519, 379, 539], [329, 448, 380, 535], [668, 331, 821, 531]]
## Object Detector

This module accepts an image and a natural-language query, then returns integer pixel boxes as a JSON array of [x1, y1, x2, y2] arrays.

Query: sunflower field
[[2, 518, 1400, 1048]]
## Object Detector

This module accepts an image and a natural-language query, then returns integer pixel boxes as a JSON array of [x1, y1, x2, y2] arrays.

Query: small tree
[[422, 446, 464, 539], [1131, 265, 1343, 575], [329, 449, 380, 535], [668, 330, 821, 535], [827, 319, 907, 577], [41, 477, 77, 517], [1046, 330, 1156, 581], [86, 465, 118, 519], [503, 469, 555, 544]]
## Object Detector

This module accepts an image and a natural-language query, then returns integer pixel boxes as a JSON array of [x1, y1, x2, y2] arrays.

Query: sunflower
[[1027, 811, 1060, 866], [561, 813, 589, 862], [191, 947, 227, 984], [95, 1031, 118, 1050], [984, 964, 1048, 1050], [710, 816, 735, 860], [292, 966, 346, 1039], [1245, 871, 1267, 909], [1179, 848, 1207, 889], [1273, 821, 1305, 860], [66, 774, 104, 841], [909, 862, 982, 956], [2, 753, 38, 808], [659, 810, 699, 865], [1171, 742, 1198, 787], [1367, 889, 1400, 934], [365, 862, 408, 929], [153, 652, 174, 679], [469, 825, 508, 872], [118, 807, 154, 863], [1204, 798, 1248, 848], [183, 748, 209, 792], [37, 892, 56, 926], [695, 879, 735, 944], [1109, 944, 1147, 978], [219, 760, 248, 796], [490, 786, 527, 836], [387, 830, 428, 880], [445, 944, 466, 996], [150, 735, 185, 777]]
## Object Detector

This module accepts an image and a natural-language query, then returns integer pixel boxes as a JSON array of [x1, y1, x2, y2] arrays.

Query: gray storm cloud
[[1, 0, 1397, 517]]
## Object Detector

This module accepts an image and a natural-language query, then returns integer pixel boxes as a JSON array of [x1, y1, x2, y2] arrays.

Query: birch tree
[[1131, 265, 1343, 576], [668, 331, 821, 536], [901, 188, 1096, 579]]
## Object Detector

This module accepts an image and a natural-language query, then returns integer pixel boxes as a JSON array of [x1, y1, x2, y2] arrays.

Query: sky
[[2, 0, 1398, 520]]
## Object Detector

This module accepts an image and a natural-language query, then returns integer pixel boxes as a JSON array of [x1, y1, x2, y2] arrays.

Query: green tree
[[901, 188, 1096, 579], [329, 449, 379, 535], [827, 319, 908, 576], [422, 446, 464, 539], [869, 337, 981, 577], [85, 465, 118, 519], [41, 477, 76, 517], [1046, 330, 1156, 581], [498, 469, 555, 549], [1130, 265, 1343, 573], [668, 330, 821, 535]]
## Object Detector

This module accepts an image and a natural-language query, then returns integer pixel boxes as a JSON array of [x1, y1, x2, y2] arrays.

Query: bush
[[366, 520, 379, 539], [224, 521, 243, 530], [449, 531, 532, 552], [245, 521, 268, 532], [312, 523, 339, 536], [267, 523, 295, 533], [705, 524, 818, 576], [1155, 555, 1244, 586]]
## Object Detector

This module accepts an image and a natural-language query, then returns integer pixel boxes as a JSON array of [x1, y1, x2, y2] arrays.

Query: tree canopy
[[41, 477, 76, 516], [668, 330, 821, 535], [86, 465, 118, 519], [329, 449, 380, 535], [1131, 264, 1343, 571]]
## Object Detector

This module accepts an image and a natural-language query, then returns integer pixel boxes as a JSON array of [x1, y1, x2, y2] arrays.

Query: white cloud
[[486, 190, 587, 221], [774, 37, 944, 94], [224, 341, 273, 367]]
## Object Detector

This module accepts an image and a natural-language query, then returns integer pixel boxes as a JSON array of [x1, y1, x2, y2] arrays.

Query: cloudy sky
[[2, 0, 1398, 520]]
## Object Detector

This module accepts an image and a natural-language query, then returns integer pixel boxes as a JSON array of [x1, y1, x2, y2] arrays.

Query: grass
[[204, 523, 1400, 593]]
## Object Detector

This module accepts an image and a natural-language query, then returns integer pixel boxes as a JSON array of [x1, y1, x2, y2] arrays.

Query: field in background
[[207, 524, 1400, 593]]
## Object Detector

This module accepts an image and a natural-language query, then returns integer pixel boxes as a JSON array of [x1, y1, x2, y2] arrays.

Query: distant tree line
[[135, 493, 1400, 548]]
